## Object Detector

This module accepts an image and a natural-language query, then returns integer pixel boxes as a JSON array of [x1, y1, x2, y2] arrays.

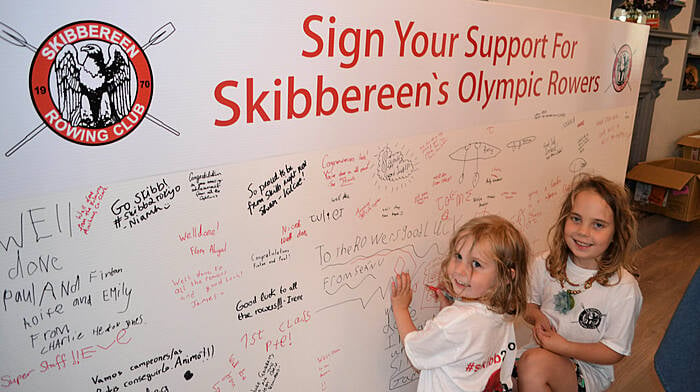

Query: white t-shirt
[[527, 255, 642, 392], [404, 301, 517, 392]]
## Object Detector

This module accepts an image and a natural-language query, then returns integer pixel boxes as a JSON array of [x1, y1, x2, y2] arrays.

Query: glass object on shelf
[[646, 9, 660, 28], [612, 1, 647, 23], [612, 7, 630, 21], [614, 1, 679, 25]]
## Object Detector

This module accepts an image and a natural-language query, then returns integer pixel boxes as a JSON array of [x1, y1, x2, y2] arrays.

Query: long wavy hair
[[439, 215, 530, 317], [546, 173, 638, 287]]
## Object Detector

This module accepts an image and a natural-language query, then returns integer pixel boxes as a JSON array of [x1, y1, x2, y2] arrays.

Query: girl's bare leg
[[517, 348, 578, 392]]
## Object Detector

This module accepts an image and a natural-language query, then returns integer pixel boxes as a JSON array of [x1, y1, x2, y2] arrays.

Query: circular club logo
[[29, 21, 152, 145], [612, 44, 632, 93]]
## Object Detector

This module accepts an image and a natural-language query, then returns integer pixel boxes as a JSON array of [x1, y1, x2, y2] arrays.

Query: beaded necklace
[[553, 275, 597, 315]]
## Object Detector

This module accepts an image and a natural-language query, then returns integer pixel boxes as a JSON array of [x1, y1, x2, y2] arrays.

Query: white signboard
[[0, 1, 647, 391]]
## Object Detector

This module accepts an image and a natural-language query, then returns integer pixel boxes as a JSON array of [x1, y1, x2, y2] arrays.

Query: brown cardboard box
[[626, 158, 700, 222], [677, 130, 700, 160]]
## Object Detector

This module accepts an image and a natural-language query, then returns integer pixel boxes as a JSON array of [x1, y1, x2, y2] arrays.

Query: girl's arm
[[535, 327, 625, 365], [391, 272, 417, 342], [524, 303, 554, 332]]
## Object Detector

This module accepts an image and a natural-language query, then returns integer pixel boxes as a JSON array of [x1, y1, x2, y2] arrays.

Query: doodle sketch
[[449, 142, 501, 188]]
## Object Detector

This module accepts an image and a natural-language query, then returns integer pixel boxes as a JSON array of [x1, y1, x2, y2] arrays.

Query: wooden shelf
[[650, 30, 690, 40], [679, 89, 700, 99], [669, 1, 687, 8]]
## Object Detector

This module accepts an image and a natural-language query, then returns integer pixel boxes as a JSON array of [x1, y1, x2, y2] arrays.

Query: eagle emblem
[[612, 44, 632, 93], [54, 43, 132, 128]]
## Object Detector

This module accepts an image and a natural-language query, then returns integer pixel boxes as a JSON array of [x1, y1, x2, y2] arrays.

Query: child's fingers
[[543, 319, 553, 332], [534, 328, 549, 348], [394, 273, 407, 293], [539, 329, 553, 339], [534, 325, 550, 339], [428, 287, 438, 300], [399, 272, 409, 289]]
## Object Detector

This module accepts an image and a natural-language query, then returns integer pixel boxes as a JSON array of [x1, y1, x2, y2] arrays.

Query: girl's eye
[[594, 222, 605, 229], [570, 215, 581, 223], [472, 260, 481, 268], [455, 252, 463, 260]]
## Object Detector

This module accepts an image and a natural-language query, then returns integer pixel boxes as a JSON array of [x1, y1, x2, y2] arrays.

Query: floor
[[608, 218, 700, 391]]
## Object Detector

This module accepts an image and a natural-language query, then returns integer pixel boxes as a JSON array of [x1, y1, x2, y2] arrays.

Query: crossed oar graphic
[[0, 21, 180, 157]]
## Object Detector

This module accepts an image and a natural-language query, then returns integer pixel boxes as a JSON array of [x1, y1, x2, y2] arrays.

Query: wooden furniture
[[611, 1, 691, 170], [679, 0, 700, 99]]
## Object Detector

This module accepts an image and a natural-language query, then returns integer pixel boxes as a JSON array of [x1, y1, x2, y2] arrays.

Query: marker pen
[[425, 285, 455, 302]]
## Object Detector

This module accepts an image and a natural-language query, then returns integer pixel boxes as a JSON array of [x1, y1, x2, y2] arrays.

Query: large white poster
[[0, 1, 647, 391]]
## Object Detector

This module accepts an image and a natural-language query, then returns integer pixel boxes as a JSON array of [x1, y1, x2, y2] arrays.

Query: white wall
[[488, 0, 611, 19]]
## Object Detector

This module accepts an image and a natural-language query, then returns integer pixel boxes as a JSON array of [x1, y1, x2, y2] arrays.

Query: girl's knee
[[518, 348, 549, 369], [517, 348, 567, 379], [516, 349, 577, 392]]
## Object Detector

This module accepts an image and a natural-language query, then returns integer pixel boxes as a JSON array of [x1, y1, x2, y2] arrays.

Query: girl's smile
[[447, 235, 499, 300], [564, 189, 615, 269]]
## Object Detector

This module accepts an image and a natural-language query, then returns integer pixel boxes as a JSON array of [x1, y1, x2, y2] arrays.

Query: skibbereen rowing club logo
[[1, 20, 179, 156], [612, 44, 632, 93]]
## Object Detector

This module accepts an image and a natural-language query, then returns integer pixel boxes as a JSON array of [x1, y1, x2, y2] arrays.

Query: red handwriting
[[241, 329, 265, 350], [321, 151, 370, 188], [595, 113, 620, 127], [211, 354, 247, 392], [356, 198, 381, 219], [281, 219, 300, 235], [436, 190, 472, 212], [419, 132, 447, 160], [240, 311, 313, 354], [544, 176, 563, 200], [277, 310, 311, 333], [281, 219, 307, 245], [599, 125, 629, 145], [171, 266, 243, 309], [414, 192, 429, 205], [528, 190, 540, 202], [501, 191, 517, 199], [179, 222, 226, 257], [178, 222, 219, 241], [486, 168, 503, 184], [0, 370, 34, 388], [188, 242, 227, 257], [265, 331, 292, 353], [317, 348, 341, 391], [1, 329, 131, 387], [432, 172, 452, 186], [77, 185, 107, 235]]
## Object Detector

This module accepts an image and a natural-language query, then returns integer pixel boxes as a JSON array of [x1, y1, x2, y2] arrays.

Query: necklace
[[553, 277, 595, 315]]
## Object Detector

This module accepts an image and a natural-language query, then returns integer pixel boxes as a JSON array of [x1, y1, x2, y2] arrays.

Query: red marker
[[425, 285, 455, 302]]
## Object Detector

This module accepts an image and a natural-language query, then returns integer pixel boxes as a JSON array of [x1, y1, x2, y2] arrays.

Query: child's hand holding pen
[[425, 284, 454, 309]]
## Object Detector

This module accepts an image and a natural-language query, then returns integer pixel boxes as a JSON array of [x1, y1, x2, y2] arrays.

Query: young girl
[[391, 215, 529, 392], [517, 174, 642, 392]]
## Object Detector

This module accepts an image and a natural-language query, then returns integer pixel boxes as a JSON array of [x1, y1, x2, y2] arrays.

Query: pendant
[[553, 289, 575, 314]]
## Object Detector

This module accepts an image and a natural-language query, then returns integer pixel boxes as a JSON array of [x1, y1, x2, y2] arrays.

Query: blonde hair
[[546, 173, 638, 287], [438, 215, 530, 316]]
